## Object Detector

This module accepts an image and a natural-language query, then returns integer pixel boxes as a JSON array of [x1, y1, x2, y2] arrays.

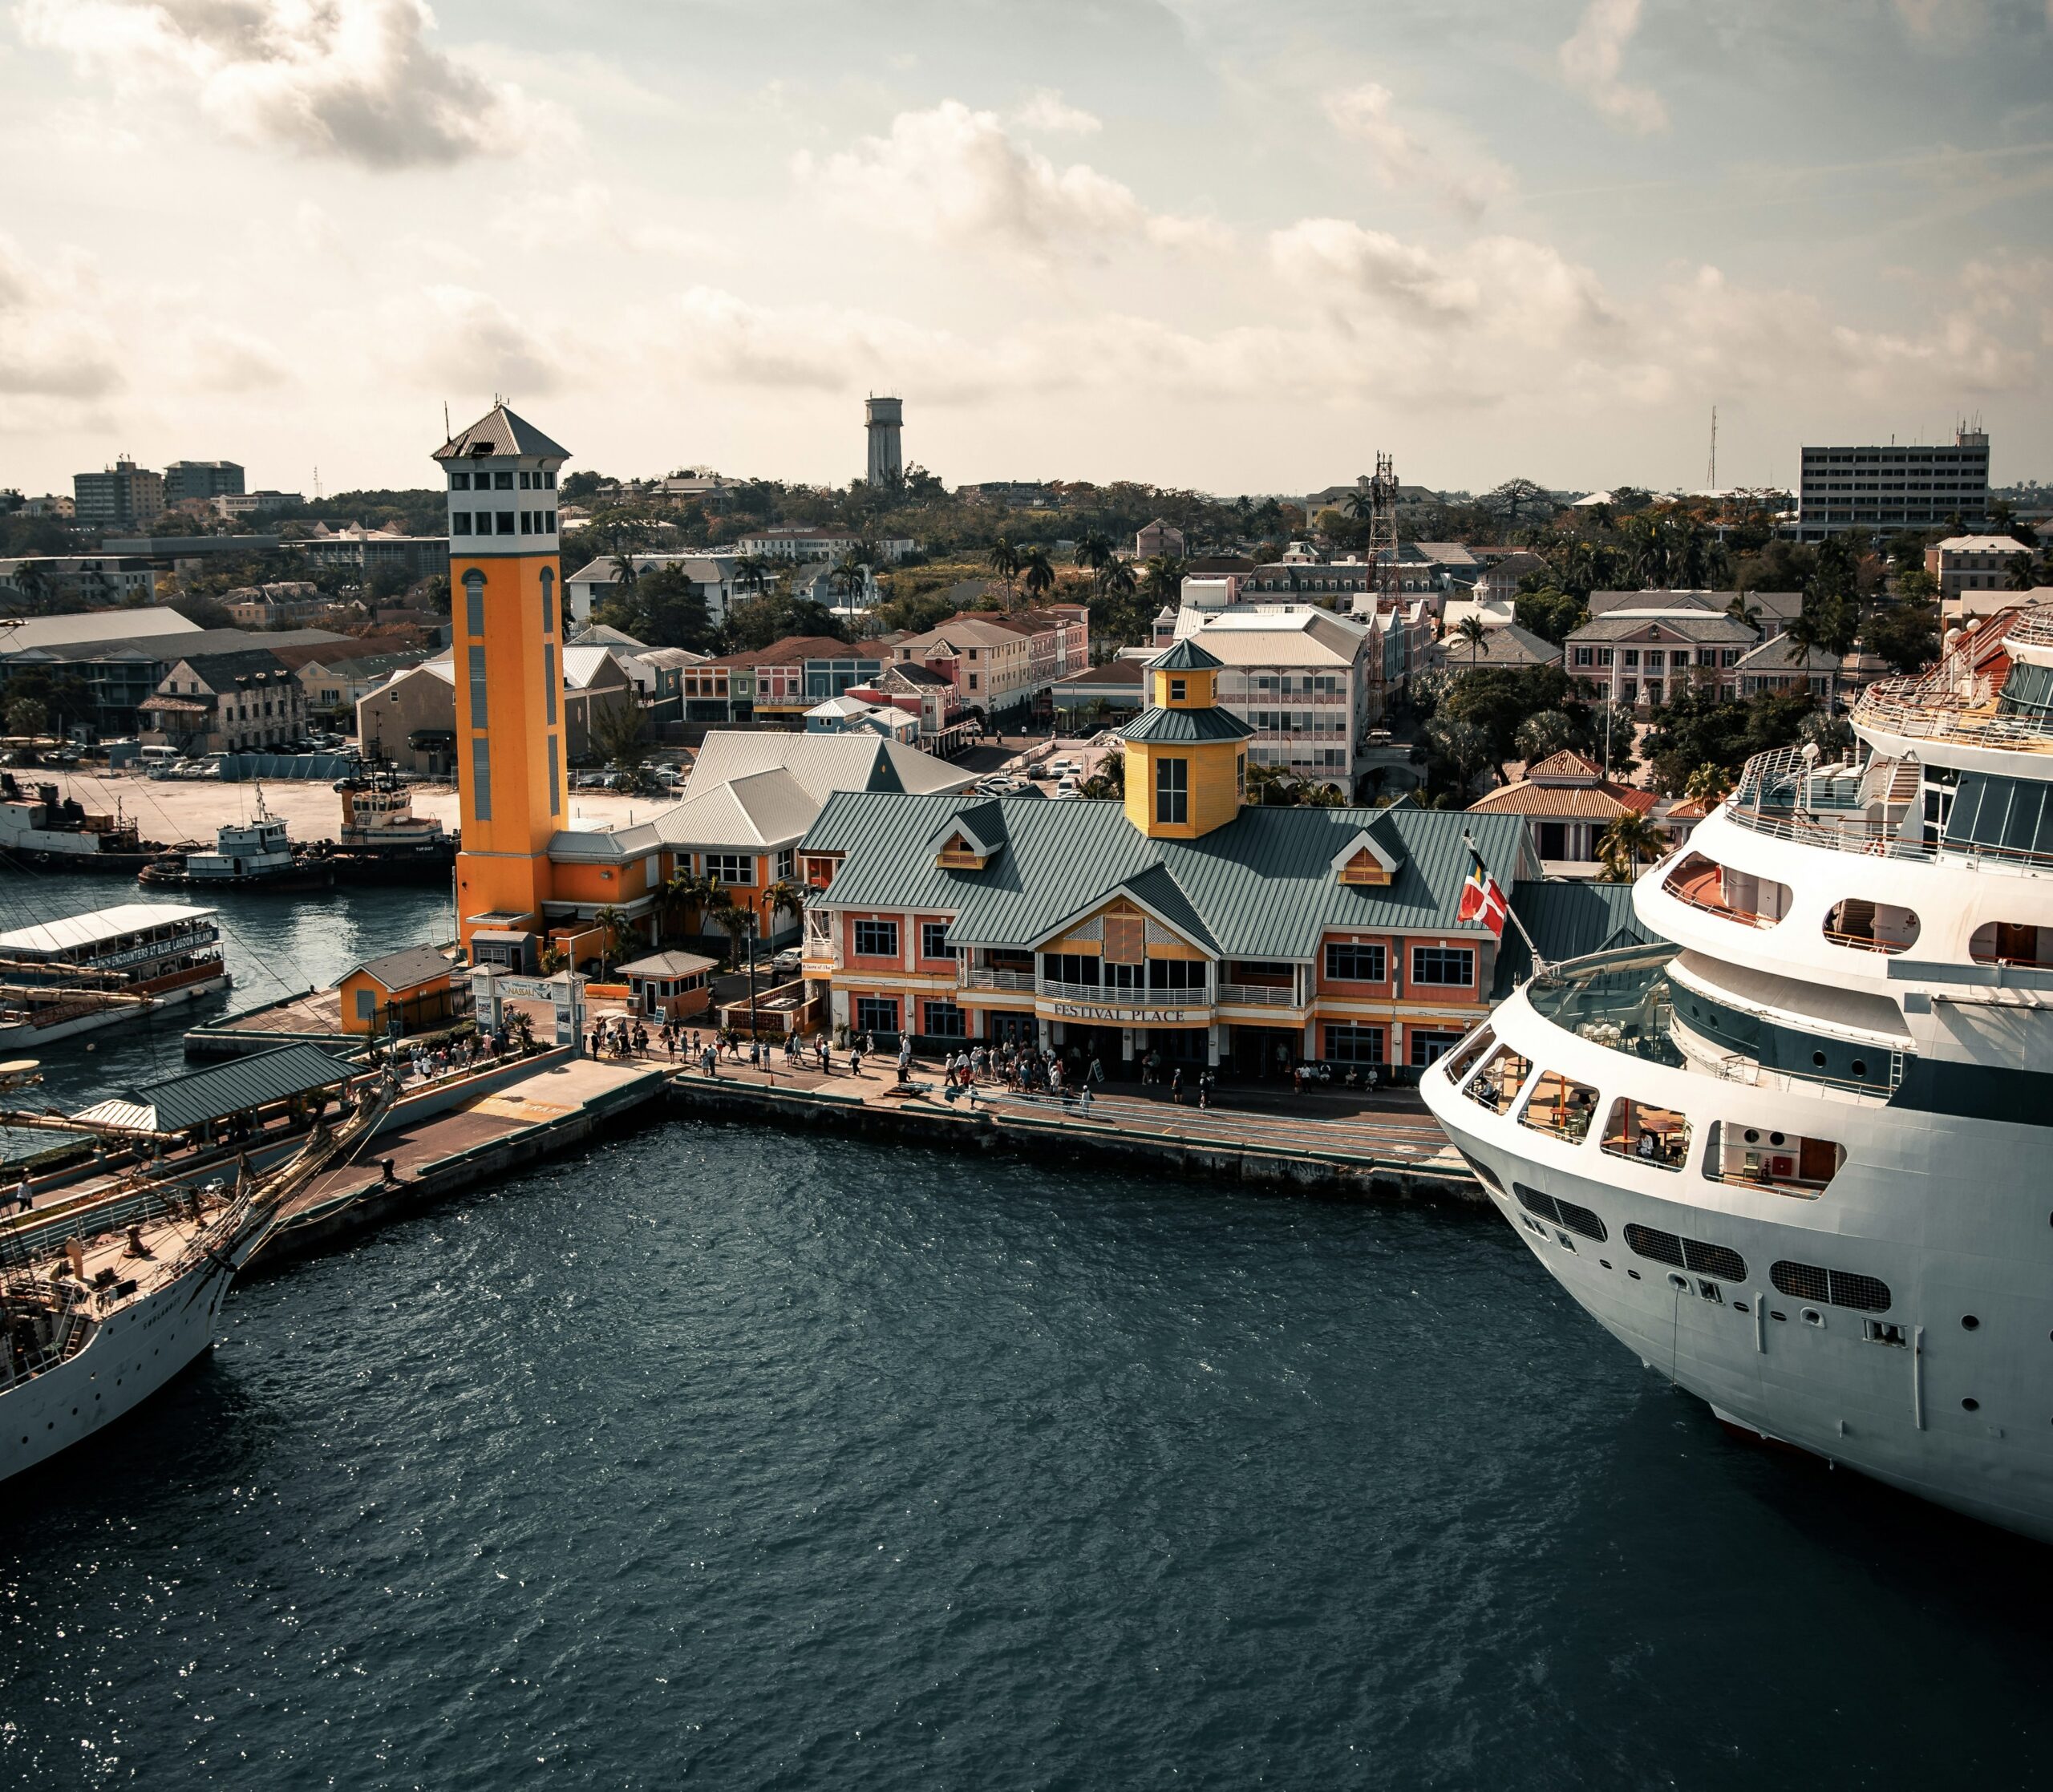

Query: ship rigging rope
[[42, 771, 343, 1029], [0, 811, 333, 1050]]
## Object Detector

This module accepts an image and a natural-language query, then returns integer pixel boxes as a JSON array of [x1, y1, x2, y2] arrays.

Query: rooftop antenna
[[443, 401, 451, 443], [312, 465, 322, 501]]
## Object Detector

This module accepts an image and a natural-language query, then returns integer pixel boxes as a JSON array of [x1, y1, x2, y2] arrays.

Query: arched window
[[539, 566, 555, 634], [462, 568, 485, 637]]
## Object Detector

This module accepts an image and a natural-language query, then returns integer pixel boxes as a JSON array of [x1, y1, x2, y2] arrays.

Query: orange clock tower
[[433, 403, 570, 957]]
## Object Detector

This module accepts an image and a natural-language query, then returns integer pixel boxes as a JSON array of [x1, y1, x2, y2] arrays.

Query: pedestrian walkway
[[629, 1038, 1468, 1182]]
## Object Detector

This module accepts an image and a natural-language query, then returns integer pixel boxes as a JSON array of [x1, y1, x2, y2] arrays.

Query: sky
[[1, 0, 2050, 501]]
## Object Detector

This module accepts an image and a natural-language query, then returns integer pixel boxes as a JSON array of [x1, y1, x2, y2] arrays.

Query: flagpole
[[1464, 831, 1547, 977]]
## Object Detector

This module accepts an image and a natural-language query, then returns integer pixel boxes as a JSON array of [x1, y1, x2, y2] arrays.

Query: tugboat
[[329, 758, 456, 885], [139, 787, 335, 892], [0, 775, 164, 873]]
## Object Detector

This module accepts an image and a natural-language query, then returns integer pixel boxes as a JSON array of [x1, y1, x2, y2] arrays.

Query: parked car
[[771, 948, 804, 975]]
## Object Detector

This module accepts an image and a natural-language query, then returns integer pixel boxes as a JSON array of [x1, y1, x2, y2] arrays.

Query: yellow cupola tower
[[1116, 637, 1253, 840], [433, 403, 571, 956]]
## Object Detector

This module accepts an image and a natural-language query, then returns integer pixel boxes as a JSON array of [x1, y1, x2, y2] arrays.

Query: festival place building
[[796, 640, 1604, 1078]]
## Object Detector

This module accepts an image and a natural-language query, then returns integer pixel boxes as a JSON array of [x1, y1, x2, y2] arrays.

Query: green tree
[[1514, 709, 1577, 765], [1514, 586, 1587, 645], [1864, 601, 1939, 677], [1597, 811, 1663, 883], [1139, 554, 1185, 612], [592, 704, 654, 785], [1072, 532, 1115, 580], [722, 590, 847, 652], [590, 905, 634, 975], [1020, 545, 1055, 601], [593, 564, 715, 651], [986, 536, 1021, 595], [1451, 614, 1489, 673], [1424, 714, 1492, 798], [1079, 748, 1125, 799], [4, 695, 47, 738]]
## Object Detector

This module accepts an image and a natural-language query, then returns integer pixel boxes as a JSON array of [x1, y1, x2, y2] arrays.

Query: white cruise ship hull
[[1423, 984, 2053, 1544], [0, 973, 230, 1048], [0, 1253, 237, 1481]]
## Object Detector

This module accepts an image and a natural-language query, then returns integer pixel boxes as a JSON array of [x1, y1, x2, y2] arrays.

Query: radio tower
[[1369, 451, 1402, 608], [1707, 406, 1717, 491]]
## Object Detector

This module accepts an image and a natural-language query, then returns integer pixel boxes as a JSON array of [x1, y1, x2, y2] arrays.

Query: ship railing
[[1854, 677, 2053, 752]]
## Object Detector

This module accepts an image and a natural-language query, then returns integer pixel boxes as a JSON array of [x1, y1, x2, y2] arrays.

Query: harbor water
[[2, 880, 2051, 1786]]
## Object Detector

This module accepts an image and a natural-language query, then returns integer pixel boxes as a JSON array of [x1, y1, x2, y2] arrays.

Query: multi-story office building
[[164, 460, 245, 504], [1174, 609, 1376, 789], [1796, 427, 1990, 541], [72, 459, 164, 532]]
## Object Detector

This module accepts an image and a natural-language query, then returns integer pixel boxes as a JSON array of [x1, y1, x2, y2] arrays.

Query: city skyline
[[2, 0, 2051, 497]]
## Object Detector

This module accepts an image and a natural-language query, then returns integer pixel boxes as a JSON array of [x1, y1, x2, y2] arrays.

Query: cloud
[[1322, 83, 1513, 220], [180, 322, 290, 393], [388, 285, 570, 398], [0, 233, 124, 404], [490, 182, 711, 260], [1558, 0, 1666, 135], [796, 100, 1226, 264], [16, 0, 561, 168], [1013, 88, 1101, 135]]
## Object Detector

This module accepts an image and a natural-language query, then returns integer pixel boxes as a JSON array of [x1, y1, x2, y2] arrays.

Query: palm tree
[[658, 868, 716, 940], [2010, 552, 2041, 593], [1020, 546, 1055, 602], [1725, 593, 1763, 632], [591, 905, 633, 975], [708, 891, 753, 966], [832, 553, 869, 609], [1782, 607, 1824, 668], [1073, 532, 1115, 579], [760, 878, 806, 943], [1452, 613, 1488, 673], [1597, 811, 1663, 883], [1099, 557, 1136, 602], [734, 553, 772, 601], [987, 536, 1022, 596], [610, 553, 642, 591], [1139, 554, 1184, 610]]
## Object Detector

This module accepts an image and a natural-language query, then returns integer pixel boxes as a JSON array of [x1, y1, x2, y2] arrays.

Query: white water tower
[[865, 395, 903, 486]]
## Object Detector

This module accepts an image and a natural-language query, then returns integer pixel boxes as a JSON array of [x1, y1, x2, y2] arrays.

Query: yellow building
[[1116, 637, 1251, 840], [432, 404, 570, 957]]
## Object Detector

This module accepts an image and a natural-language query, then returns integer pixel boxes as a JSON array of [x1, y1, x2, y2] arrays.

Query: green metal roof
[[1493, 880, 1653, 995], [1118, 705, 1254, 744], [1149, 637, 1223, 670], [803, 791, 1533, 960], [75, 1042, 354, 1134]]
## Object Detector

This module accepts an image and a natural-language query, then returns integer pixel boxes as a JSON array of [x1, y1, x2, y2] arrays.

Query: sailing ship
[[139, 787, 335, 891], [0, 1071, 394, 1482], [0, 903, 230, 1047]]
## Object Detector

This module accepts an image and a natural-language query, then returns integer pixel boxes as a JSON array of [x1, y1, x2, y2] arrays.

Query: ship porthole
[[1802, 1308, 1824, 1326], [1962, 1315, 1981, 1330], [1963, 1398, 1981, 1412], [1850, 1061, 1866, 1078], [1811, 1052, 1827, 1067], [1627, 1269, 1641, 1280], [1668, 1272, 1689, 1292]]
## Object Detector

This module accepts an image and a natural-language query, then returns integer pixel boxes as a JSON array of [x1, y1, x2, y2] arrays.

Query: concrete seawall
[[663, 1076, 1484, 1203]]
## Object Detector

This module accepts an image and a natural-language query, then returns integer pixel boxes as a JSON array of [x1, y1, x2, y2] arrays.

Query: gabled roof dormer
[[1330, 825, 1400, 888], [926, 799, 1006, 871]]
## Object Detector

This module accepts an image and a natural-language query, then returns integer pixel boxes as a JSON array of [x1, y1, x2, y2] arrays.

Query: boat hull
[[0, 1254, 237, 1483], [139, 862, 335, 892], [0, 973, 231, 1046], [1422, 990, 2053, 1547]]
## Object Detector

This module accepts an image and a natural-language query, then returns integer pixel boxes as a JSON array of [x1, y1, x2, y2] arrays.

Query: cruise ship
[[1422, 604, 2053, 1544]]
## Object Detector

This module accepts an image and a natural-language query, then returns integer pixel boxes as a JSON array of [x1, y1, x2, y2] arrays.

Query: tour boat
[[139, 789, 334, 892], [0, 1075, 393, 1483], [1423, 602, 2053, 1544], [0, 903, 230, 1047]]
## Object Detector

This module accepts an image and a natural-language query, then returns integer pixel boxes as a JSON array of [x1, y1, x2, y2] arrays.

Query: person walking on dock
[[1171, 1066, 1184, 1105], [14, 1171, 30, 1214]]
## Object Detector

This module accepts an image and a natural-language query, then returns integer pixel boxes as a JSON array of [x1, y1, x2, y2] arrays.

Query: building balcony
[[1216, 981, 1298, 1008], [1039, 979, 1209, 1008], [960, 967, 1035, 991]]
